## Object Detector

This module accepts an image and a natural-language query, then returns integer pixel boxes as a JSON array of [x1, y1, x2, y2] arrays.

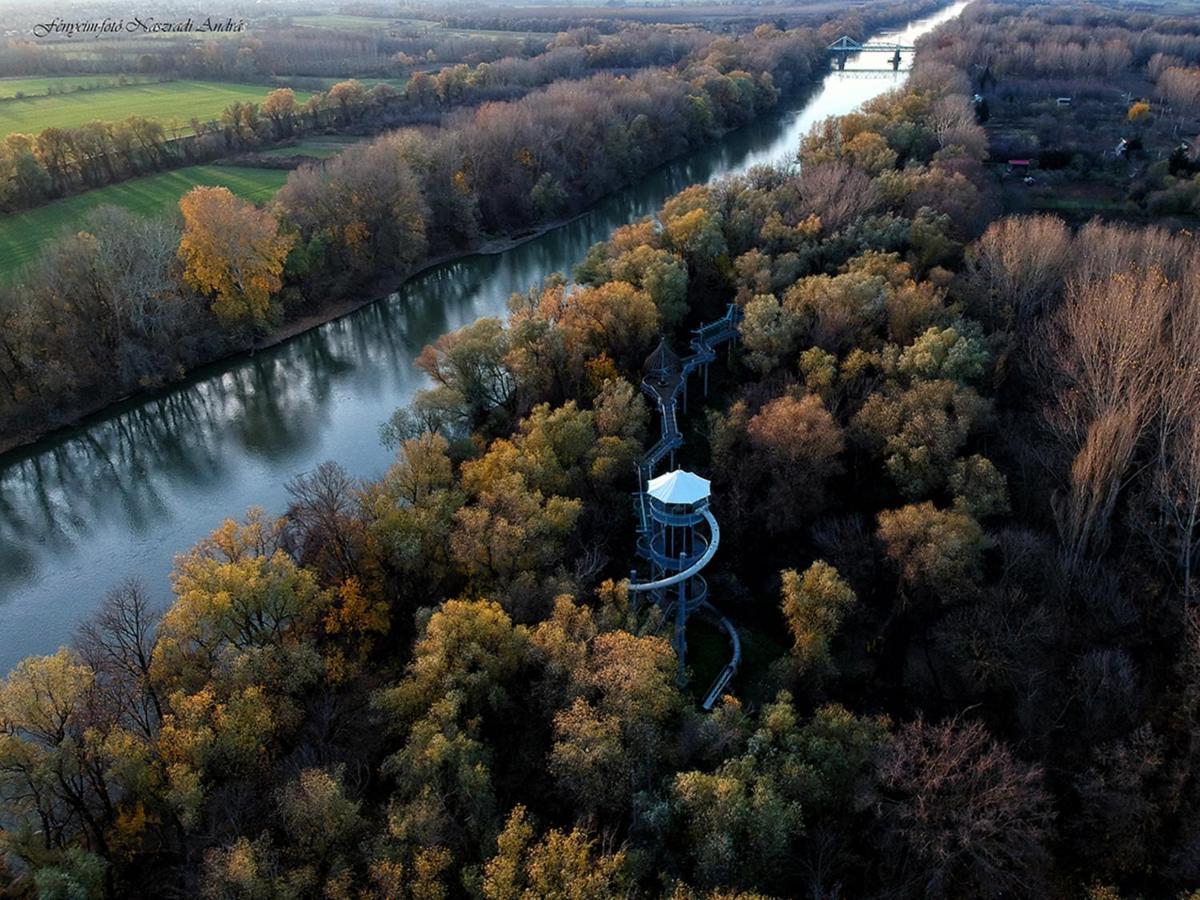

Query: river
[[0, 1, 970, 673]]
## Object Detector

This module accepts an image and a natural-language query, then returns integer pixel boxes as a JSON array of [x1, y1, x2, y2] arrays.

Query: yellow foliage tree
[[177, 186, 294, 331], [1127, 100, 1151, 122]]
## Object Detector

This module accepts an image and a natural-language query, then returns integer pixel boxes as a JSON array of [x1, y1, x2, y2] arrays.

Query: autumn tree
[[483, 805, 630, 900], [275, 135, 428, 280], [743, 393, 844, 528], [780, 561, 856, 674], [155, 509, 330, 691], [178, 186, 293, 331], [853, 379, 990, 498], [451, 468, 582, 595], [260, 88, 297, 139], [550, 630, 681, 815], [877, 502, 985, 603]]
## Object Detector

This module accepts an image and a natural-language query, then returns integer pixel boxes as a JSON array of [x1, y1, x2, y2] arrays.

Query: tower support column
[[676, 552, 688, 685]]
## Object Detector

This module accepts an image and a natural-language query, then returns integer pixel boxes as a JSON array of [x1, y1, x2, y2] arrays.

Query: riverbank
[[0, 104, 761, 457], [0, 2, 968, 459], [0, 218, 578, 457], [0, 0, 972, 676]]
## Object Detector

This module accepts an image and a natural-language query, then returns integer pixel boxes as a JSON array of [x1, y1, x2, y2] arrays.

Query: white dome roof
[[647, 469, 710, 506]]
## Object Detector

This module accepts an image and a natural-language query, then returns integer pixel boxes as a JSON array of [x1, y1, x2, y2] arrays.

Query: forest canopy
[[4, 0, 1200, 897]]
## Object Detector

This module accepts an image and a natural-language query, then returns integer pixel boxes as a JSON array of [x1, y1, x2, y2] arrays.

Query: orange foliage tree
[[177, 186, 294, 331]]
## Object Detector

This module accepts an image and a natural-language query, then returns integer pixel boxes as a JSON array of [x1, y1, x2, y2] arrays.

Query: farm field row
[[0, 79, 313, 140], [255, 135, 364, 158], [270, 75, 409, 91], [289, 13, 552, 37], [0, 164, 289, 279], [0, 74, 158, 99]]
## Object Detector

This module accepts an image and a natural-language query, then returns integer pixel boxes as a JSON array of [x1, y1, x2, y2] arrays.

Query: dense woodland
[[0, 0, 952, 217], [5, 0, 1200, 898], [0, 24, 808, 213], [0, 15, 832, 444]]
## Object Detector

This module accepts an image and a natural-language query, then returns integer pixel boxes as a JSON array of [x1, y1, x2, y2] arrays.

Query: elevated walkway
[[627, 303, 744, 710], [635, 303, 742, 533]]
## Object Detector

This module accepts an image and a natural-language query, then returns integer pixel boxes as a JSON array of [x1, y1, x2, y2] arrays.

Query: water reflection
[[0, 1, 970, 672]]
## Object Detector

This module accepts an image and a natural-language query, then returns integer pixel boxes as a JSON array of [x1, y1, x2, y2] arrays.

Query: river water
[[0, 1, 969, 673]]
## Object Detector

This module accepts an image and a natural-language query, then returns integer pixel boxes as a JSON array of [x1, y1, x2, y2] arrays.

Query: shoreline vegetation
[[0, 0, 957, 457], [0, 213, 580, 456]]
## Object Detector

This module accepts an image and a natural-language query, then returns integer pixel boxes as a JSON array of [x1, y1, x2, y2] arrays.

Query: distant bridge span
[[827, 34, 915, 71]]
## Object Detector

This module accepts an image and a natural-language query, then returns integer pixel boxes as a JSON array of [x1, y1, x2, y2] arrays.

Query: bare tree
[[1152, 253, 1200, 603], [75, 579, 164, 740], [963, 215, 1072, 330], [875, 716, 1054, 899], [1039, 261, 1174, 565], [799, 160, 879, 232], [285, 460, 365, 585]]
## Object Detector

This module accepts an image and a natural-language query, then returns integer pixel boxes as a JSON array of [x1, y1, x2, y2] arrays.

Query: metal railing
[[627, 301, 745, 710]]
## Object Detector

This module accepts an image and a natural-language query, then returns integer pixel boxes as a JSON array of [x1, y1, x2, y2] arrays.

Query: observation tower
[[628, 305, 742, 708], [632, 469, 719, 685]]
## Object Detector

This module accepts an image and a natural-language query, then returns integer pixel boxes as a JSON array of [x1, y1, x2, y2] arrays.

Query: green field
[[0, 165, 289, 279], [271, 75, 409, 91], [290, 14, 552, 39], [292, 14, 402, 29], [256, 135, 364, 158], [0, 75, 158, 100], [0, 80, 313, 140]]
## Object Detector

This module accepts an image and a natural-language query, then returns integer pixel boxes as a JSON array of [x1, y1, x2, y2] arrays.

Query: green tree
[[0, 651, 114, 859], [671, 693, 886, 892], [276, 767, 364, 882], [375, 600, 528, 856], [483, 805, 629, 900], [896, 322, 990, 385], [948, 455, 1009, 519], [416, 317, 514, 424], [780, 562, 856, 673], [853, 380, 990, 498], [363, 433, 465, 601], [877, 502, 985, 603], [609, 245, 689, 328], [739, 293, 800, 374]]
